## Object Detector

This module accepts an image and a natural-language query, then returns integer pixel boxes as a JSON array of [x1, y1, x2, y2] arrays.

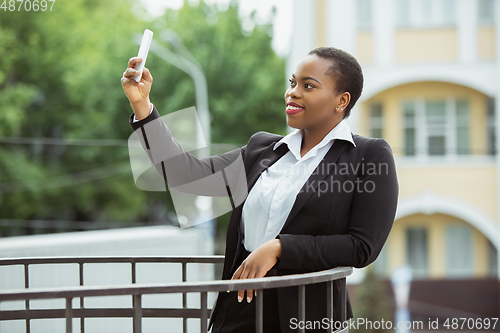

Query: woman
[[122, 47, 399, 333]]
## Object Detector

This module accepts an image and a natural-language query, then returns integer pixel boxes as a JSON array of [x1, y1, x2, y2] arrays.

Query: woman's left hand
[[231, 239, 282, 303]]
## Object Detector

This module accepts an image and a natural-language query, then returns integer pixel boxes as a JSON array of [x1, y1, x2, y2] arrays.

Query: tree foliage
[[351, 267, 394, 333], [148, 1, 286, 144], [0, 0, 286, 236]]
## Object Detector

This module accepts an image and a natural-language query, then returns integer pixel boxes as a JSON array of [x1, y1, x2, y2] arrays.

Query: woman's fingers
[[121, 57, 152, 113], [231, 262, 265, 303], [236, 267, 250, 303], [231, 263, 251, 303], [231, 264, 243, 281], [237, 264, 253, 303], [245, 271, 257, 303], [230, 243, 280, 303], [142, 67, 153, 84], [123, 67, 141, 79], [128, 57, 142, 68], [228, 264, 242, 293], [246, 269, 267, 303], [121, 70, 139, 93]]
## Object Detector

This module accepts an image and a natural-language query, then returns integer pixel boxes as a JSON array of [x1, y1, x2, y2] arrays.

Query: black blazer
[[130, 107, 399, 332]]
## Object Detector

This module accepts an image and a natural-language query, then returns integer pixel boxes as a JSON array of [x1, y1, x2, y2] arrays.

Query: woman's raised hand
[[121, 57, 153, 120]]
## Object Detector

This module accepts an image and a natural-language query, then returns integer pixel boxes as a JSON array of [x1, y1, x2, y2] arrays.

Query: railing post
[[79, 262, 85, 333], [327, 280, 333, 323], [182, 262, 187, 333], [131, 261, 137, 284], [133, 294, 142, 333], [66, 297, 73, 333], [339, 278, 346, 322], [255, 289, 263, 333], [131, 262, 137, 309], [298, 285, 306, 333], [24, 263, 30, 333], [200, 292, 207, 333]]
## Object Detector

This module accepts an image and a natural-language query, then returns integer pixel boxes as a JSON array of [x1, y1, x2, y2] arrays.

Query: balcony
[[0, 256, 352, 333]]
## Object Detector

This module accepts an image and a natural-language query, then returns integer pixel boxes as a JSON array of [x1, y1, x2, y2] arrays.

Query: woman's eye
[[288, 78, 295, 86], [305, 83, 314, 89]]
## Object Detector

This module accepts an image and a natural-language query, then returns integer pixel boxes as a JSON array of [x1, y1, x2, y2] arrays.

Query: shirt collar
[[273, 119, 356, 158]]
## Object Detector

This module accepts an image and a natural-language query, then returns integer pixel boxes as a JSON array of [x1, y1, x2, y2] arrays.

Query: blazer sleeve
[[129, 106, 247, 198], [276, 138, 399, 270]]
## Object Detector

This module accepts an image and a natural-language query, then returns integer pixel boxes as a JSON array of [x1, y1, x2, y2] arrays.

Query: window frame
[[402, 97, 470, 158], [406, 226, 429, 278], [396, 0, 456, 29]]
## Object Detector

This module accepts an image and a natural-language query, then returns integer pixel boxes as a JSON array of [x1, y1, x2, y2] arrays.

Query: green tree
[[147, 0, 286, 144], [0, 0, 154, 231], [0, 0, 286, 237], [351, 267, 394, 333]]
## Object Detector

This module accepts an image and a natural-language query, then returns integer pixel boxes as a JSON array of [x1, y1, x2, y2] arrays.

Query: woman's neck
[[299, 119, 343, 157]]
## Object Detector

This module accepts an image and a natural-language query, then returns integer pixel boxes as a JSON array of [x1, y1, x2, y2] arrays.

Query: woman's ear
[[334, 92, 351, 117], [338, 92, 351, 111]]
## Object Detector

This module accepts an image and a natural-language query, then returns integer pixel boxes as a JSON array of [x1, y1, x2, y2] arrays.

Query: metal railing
[[0, 256, 352, 333]]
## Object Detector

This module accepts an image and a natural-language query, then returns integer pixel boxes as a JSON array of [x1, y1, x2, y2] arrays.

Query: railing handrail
[[0, 255, 225, 266], [0, 255, 353, 333], [0, 266, 352, 301]]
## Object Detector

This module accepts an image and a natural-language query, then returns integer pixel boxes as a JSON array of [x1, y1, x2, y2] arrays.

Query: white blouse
[[240, 120, 355, 252]]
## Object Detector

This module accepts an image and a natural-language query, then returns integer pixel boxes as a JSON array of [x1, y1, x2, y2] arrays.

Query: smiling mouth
[[286, 107, 304, 115], [286, 104, 304, 115]]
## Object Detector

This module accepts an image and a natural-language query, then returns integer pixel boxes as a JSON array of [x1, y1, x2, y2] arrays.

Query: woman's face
[[284, 54, 347, 132]]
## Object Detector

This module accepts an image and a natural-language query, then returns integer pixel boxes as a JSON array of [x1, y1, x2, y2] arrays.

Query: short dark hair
[[308, 47, 363, 119]]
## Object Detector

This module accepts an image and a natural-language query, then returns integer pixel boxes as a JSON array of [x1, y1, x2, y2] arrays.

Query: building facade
[[287, 0, 500, 319]]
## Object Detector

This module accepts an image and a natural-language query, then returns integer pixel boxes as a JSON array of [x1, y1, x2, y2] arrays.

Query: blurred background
[[0, 0, 499, 331]]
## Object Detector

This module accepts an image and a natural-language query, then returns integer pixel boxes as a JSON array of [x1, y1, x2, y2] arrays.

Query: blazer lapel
[[246, 143, 289, 191], [281, 139, 351, 231]]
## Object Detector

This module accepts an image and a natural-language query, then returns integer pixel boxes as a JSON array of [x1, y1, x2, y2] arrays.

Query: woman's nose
[[286, 85, 300, 99]]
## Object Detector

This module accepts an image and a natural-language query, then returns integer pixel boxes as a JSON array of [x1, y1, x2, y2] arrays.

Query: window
[[403, 101, 417, 155], [402, 99, 470, 157], [487, 98, 496, 155], [406, 227, 428, 278], [357, 0, 373, 30], [397, 0, 411, 27], [396, 0, 456, 28], [425, 101, 447, 155], [441, 0, 455, 26], [478, 0, 495, 25], [369, 103, 383, 138], [446, 225, 473, 278], [456, 100, 470, 155]]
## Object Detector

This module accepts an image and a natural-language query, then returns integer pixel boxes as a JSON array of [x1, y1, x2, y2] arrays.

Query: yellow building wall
[[387, 213, 493, 279], [315, 0, 326, 47], [395, 28, 457, 62], [473, 227, 491, 277], [359, 81, 497, 279], [477, 26, 496, 60], [359, 81, 489, 157], [357, 32, 373, 64], [396, 165, 498, 221]]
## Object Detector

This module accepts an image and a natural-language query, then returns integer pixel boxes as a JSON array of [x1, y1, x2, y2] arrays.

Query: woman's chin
[[286, 118, 301, 129]]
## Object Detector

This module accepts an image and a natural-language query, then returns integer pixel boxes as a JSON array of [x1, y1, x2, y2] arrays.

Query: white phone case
[[134, 29, 153, 83]]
